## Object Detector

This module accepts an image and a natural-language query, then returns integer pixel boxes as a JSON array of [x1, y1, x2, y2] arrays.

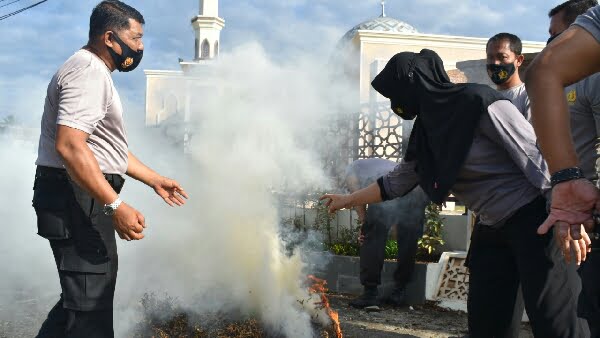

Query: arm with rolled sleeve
[[378, 159, 420, 201], [483, 100, 551, 193]]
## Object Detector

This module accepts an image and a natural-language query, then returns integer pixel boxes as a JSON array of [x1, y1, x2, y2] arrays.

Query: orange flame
[[307, 275, 343, 338]]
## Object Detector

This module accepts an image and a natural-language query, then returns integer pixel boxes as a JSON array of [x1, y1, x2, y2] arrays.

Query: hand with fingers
[[554, 224, 592, 265], [357, 225, 366, 246], [112, 202, 145, 241], [152, 176, 189, 207], [538, 179, 600, 239], [319, 193, 353, 214]]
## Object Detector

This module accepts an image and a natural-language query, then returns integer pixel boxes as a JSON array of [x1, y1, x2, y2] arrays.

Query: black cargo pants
[[359, 197, 427, 288], [32, 166, 124, 338], [467, 196, 588, 338]]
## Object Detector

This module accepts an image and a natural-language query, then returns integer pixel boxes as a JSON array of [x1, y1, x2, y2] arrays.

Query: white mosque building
[[334, 1, 544, 160], [144, 1, 545, 159], [144, 0, 224, 128]]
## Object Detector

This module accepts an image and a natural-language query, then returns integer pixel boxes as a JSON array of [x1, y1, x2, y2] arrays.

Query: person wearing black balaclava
[[321, 49, 590, 337], [486, 33, 530, 121], [33, 1, 189, 337]]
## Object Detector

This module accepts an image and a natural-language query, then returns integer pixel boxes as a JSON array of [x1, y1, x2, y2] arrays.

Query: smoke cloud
[[0, 7, 358, 338], [113, 42, 356, 336], [0, 138, 58, 337]]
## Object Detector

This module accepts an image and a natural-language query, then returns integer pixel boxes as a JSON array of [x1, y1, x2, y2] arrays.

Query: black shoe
[[349, 287, 380, 309], [384, 287, 407, 307]]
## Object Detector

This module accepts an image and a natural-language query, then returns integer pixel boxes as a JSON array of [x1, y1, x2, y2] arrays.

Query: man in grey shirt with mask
[[33, 1, 188, 337], [486, 33, 531, 121], [484, 31, 530, 338]]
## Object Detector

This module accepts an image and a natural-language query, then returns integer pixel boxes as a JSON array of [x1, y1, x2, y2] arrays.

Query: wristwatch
[[550, 167, 585, 187], [103, 197, 122, 216]]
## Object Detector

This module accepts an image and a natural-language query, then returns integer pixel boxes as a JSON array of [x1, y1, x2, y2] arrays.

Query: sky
[[0, 0, 565, 125]]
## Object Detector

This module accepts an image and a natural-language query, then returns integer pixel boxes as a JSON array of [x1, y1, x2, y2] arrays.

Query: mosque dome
[[341, 16, 418, 41], [341, 1, 418, 42]]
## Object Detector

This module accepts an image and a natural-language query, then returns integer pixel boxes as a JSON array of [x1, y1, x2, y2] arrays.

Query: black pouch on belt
[[32, 175, 73, 240]]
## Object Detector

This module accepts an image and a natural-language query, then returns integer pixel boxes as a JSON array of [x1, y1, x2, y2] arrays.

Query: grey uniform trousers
[[578, 246, 600, 337]]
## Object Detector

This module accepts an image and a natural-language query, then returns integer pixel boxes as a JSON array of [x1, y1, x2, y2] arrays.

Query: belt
[[36, 166, 125, 192]]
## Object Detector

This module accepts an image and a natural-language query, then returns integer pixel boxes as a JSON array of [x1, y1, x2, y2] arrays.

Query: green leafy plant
[[384, 239, 398, 260], [281, 193, 446, 263], [312, 192, 336, 246], [417, 203, 445, 261], [328, 242, 360, 256], [321, 211, 361, 256]]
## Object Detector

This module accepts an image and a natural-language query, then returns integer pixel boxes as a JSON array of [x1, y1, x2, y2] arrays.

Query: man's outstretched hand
[[152, 176, 189, 207], [319, 194, 352, 214]]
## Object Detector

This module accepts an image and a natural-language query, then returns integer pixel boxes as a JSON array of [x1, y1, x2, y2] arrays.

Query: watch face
[[103, 205, 115, 216]]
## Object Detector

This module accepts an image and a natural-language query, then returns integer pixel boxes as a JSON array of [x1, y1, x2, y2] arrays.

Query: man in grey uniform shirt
[[548, 0, 600, 182], [33, 1, 188, 337], [483, 32, 531, 338], [546, 1, 600, 335], [486, 33, 531, 121], [527, 6, 600, 238]]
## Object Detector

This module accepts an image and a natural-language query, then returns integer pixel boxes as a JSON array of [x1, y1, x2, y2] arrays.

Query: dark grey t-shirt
[[499, 83, 531, 121], [574, 5, 600, 42], [565, 73, 600, 181], [573, 6, 600, 182]]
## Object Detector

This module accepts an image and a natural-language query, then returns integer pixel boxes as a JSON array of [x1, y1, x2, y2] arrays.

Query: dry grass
[[131, 293, 337, 338]]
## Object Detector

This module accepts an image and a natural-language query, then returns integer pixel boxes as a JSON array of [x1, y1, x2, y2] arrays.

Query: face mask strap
[[109, 32, 124, 50], [109, 32, 140, 54]]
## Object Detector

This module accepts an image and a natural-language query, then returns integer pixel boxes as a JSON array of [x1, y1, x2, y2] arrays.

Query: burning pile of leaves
[[307, 275, 342, 338], [132, 291, 341, 338]]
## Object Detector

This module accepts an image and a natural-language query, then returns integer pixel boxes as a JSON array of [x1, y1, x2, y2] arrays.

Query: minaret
[[380, 0, 386, 17], [191, 0, 225, 60]]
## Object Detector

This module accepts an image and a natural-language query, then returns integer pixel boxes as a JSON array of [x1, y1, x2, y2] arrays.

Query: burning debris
[[132, 292, 342, 338], [307, 275, 343, 338]]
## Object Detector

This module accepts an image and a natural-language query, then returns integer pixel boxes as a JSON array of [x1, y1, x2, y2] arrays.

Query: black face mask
[[391, 103, 417, 120], [390, 73, 419, 120], [108, 33, 143, 72], [486, 63, 516, 85], [547, 33, 561, 45], [390, 90, 418, 120]]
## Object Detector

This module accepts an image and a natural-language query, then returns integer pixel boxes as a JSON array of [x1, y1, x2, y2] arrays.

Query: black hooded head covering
[[371, 49, 506, 204]]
